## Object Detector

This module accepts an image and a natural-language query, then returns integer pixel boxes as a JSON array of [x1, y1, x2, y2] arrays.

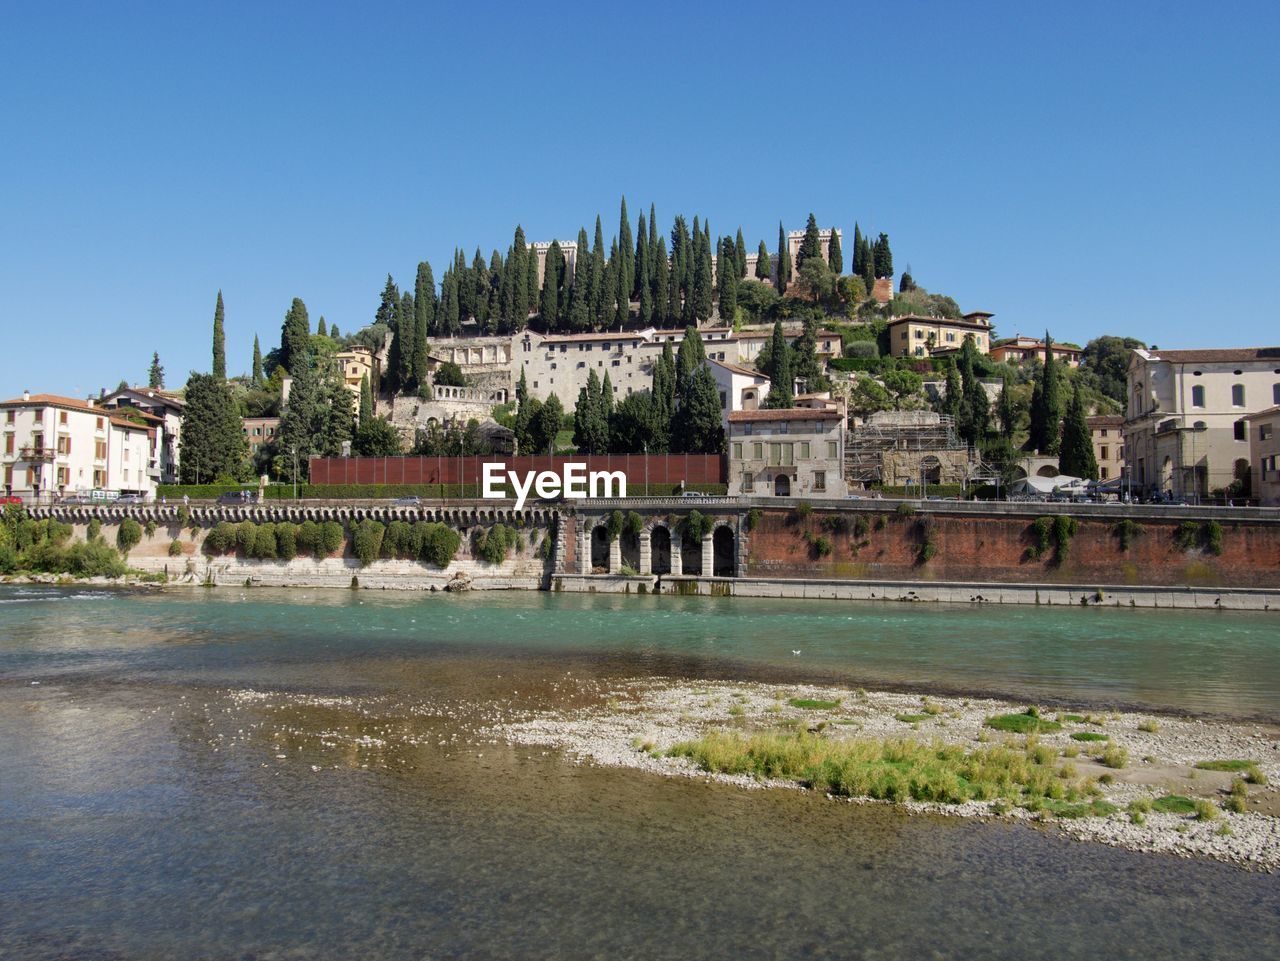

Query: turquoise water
[[2, 585, 1279, 960]]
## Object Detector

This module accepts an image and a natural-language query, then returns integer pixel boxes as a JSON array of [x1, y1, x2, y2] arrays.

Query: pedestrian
[[183, 493, 189, 507]]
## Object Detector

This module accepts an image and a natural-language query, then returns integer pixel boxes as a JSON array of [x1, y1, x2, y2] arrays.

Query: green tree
[[776, 221, 791, 296], [734, 227, 747, 280], [148, 352, 164, 389], [529, 392, 563, 454], [651, 339, 676, 448], [470, 249, 490, 330], [574, 370, 608, 455], [618, 197, 634, 310], [1058, 385, 1098, 479], [212, 290, 226, 380], [438, 268, 461, 338], [882, 369, 923, 409], [873, 233, 893, 282], [539, 240, 565, 328], [359, 374, 373, 424], [678, 365, 725, 454], [525, 238, 539, 321], [636, 214, 652, 325], [797, 213, 822, 268], [1079, 334, 1146, 405], [589, 216, 607, 328], [716, 237, 737, 322], [692, 222, 713, 322], [940, 360, 962, 419], [798, 258, 834, 303], [608, 391, 657, 453], [997, 373, 1017, 440], [852, 223, 865, 275], [280, 297, 311, 377], [433, 361, 465, 387], [1029, 332, 1064, 455], [415, 259, 437, 337], [827, 226, 843, 274], [567, 228, 592, 331], [762, 320, 793, 408], [179, 372, 246, 483], [352, 416, 403, 456], [375, 274, 399, 327], [393, 291, 417, 391], [957, 336, 990, 444], [250, 336, 264, 387], [849, 377, 893, 418], [316, 316, 327, 337], [755, 240, 772, 281], [652, 236, 670, 326], [791, 316, 828, 391]]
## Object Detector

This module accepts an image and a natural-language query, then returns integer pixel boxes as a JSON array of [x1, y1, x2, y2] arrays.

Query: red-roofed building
[[727, 407, 846, 498]]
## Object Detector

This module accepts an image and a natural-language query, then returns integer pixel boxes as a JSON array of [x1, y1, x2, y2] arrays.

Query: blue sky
[[2, 0, 1277, 397]]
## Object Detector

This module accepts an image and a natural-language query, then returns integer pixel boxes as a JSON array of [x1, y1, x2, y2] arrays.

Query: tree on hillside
[[1028, 332, 1064, 455], [799, 258, 835, 304], [1058, 385, 1098, 479], [359, 374, 373, 424], [852, 223, 865, 275], [827, 226, 843, 274], [148, 352, 165, 389], [212, 291, 226, 380], [734, 227, 747, 279], [539, 240, 565, 329], [776, 222, 791, 296], [415, 259, 437, 338], [567, 229, 592, 331], [179, 372, 245, 483], [692, 221, 713, 322], [651, 339, 675, 448], [394, 291, 417, 391], [529, 393, 563, 455], [791, 316, 828, 392], [652, 236, 670, 326], [636, 213, 652, 323], [1079, 334, 1146, 406], [882, 369, 923, 410], [316, 316, 327, 337], [590, 216, 607, 328], [352, 416, 403, 457], [251, 336, 264, 387], [762, 320, 794, 409], [432, 361, 465, 387], [755, 240, 772, 281], [608, 391, 658, 454], [957, 336, 990, 444], [797, 213, 822, 268], [716, 237, 737, 322], [940, 360, 962, 419], [618, 197, 634, 310], [997, 373, 1017, 440], [873, 233, 893, 283], [574, 370, 609, 455], [280, 297, 311, 377]]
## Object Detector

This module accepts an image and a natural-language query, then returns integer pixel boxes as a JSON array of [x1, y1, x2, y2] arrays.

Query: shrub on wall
[[116, 518, 142, 556], [351, 520, 385, 567], [321, 521, 344, 557], [746, 508, 762, 532], [1052, 516, 1077, 564], [204, 521, 238, 555], [144, 519, 157, 539], [606, 511, 624, 543], [624, 511, 643, 539], [1204, 521, 1224, 556], [276, 523, 297, 560], [168, 539, 183, 557], [1028, 517, 1053, 559], [683, 510, 714, 543], [477, 523, 512, 564], [1112, 519, 1144, 552], [418, 522, 461, 568], [87, 518, 102, 542]]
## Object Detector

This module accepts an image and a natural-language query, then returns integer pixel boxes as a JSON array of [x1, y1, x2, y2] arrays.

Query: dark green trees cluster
[[179, 372, 246, 484], [758, 315, 828, 409], [1058, 385, 1099, 480], [1028, 333, 1064, 456], [851, 224, 892, 290]]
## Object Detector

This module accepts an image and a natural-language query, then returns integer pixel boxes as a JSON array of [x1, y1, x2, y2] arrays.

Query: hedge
[[872, 484, 967, 499], [161, 482, 729, 501]]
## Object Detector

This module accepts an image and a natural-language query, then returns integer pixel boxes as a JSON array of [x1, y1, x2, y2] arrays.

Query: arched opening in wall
[[1011, 466, 1028, 480], [620, 527, 641, 571], [590, 525, 610, 572], [712, 526, 735, 577], [1233, 458, 1252, 499], [921, 456, 942, 485], [681, 526, 703, 575], [774, 474, 791, 497], [1036, 465, 1058, 478], [650, 526, 672, 574], [1160, 456, 1173, 492]]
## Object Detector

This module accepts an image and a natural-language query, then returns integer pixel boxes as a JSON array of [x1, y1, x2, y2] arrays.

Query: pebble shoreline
[[489, 677, 1280, 870]]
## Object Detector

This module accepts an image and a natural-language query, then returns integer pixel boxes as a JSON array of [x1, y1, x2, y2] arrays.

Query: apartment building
[[243, 417, 281, 455], [727, 408, 847, 498], [1244, 406, 1280, 506], [885, 313, 994, 358], [1, 392, 157, 500], [99, 386, 185, 483], [1086, 415, 1125, 481], [1124, 347, 1280, 498], [709, 359, 771, 431], [334, 346, 377, 409]]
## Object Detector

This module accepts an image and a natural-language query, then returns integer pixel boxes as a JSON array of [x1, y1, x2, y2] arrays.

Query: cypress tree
[[997, 373, 1016, 440], [539, 240, 564, 328], [453, 248, 473, 323], [251, 336, 263, 387], [862, 237, 876, 292], [439, 269, 461, 339], [1030, 333, 1064, 455], [415, 261, 437, 336], [212, 290, 226, 380], [618, 197, 634, 309], [574, 371, 602, 454], [612, 237, 628, 327], [395, 291, 417, 390], [375, 274, 399, 328], [874, 233, 893, 281], [317, 316, 327, 337], [791, 316, 826, 391], [957, 338, 989, 444], [634, 211, 648, 303], [735, 227, 747, 279], [525, 240, 539, 319], [828, 227, 843, 274], [798, 213, 822, 268], [755, 241, 772, 280], [516, 366, 528, 407], [653, 236, 670, 326], [280, 297, 311, 377], [329, 323, 340, 339], [511, 226, 530, 325], [567, 229, 592, 331], [651, 340, 675, 448], [148, 352, 165, 389], [637, 223, 653, 325], [692, 224, 713, 322], [1059, 385, 1098, 479], [716, 238, 737, 323], [941, 360, 963, 419], [179, 372, 246, 483], [648, 204, 659, 281], [487, 249, 504, 332], [600, 371, 614, 423], [359, 373, 374, 424], [776, 222, 791, 296], [669, 216, 689, 322], [589, 216, 606, 329], [762, 320, 793, 408], [675, 324, 707, 402]]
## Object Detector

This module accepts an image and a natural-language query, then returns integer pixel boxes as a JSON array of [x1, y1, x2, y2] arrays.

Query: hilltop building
[[885, 312, 994, 358], [990, 336, 1082, 368]]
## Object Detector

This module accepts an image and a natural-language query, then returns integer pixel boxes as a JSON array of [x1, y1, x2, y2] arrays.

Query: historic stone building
[[727, 408, 847, 498], [885, 313, 994, 359], [1086, 414, 1125, 481]]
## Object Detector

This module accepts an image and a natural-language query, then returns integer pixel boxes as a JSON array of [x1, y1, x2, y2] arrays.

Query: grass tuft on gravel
[[788, 698, 841, 710], [1070, 731, 1109, 742], [985, 710, 1062, 734]]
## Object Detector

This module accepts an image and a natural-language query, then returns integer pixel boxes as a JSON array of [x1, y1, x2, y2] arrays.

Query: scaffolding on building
[[843, 413, 974, 488]]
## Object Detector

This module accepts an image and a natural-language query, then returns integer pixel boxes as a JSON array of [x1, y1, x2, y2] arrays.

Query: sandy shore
[[488, 677, 1280, 870]]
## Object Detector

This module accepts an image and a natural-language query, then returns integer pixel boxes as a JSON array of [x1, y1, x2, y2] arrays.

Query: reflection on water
[[1, 585, 1279, 960]]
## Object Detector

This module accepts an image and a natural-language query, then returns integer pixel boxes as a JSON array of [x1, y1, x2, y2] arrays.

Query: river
[[2, 585, 1277, 959]]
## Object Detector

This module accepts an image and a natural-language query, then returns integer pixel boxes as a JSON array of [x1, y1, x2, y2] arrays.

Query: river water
[[2, 585, 1278, 960]]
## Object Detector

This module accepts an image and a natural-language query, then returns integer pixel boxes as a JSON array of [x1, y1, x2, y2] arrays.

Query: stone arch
[[590, 524, 611, 572], [920, 455, 942, 485], [712, 525, 736, 577], [774, 474, 791, 497], [647, 523, 672, 575], [1036, 464, 1058, 478], [680, 522, 703, 575]]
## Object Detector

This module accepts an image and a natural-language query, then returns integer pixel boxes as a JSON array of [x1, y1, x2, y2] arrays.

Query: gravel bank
[[489, 677, 1280, 870]]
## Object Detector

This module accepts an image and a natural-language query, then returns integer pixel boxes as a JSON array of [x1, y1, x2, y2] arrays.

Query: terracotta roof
[[708, 358, 768, 379], [886, 314, 992, 330], [729, 408, 843, 423], [0, 393, 97, 411], [1148, 347, 1280, 364], [1086, 415, 1124, 427], [1243, 405, 1280, 420]]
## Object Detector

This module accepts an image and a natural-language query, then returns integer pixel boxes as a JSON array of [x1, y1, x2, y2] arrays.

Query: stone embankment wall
[[742, 507, 1280, 588], [29, 504, 556, 590]]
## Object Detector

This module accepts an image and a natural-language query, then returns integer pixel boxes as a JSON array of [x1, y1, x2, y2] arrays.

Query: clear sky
[[2, 0, 1277, 398]]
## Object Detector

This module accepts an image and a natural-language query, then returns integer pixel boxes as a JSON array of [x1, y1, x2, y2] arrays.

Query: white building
[[709, 358, 771, 431], [99, 386, 185, 484], [2, 392, 157, 501], [1125, 347, 1280, 498]]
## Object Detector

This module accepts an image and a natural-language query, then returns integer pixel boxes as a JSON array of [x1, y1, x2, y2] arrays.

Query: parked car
[[115, 493, 146, 505], [393, 496, 422, 506], [216, 490, 259, 506]]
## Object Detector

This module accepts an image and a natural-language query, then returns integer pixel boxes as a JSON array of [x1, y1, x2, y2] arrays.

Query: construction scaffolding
[[844, 411, 975, 488]]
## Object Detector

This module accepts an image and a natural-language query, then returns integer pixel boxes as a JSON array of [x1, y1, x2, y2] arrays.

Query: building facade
[[1244, 406, 1280, 506], [1124, 347, 1280, 499], [99, 386, 185, 484], [990, 335, 1082, 368], [709, 359, 771, 431], [885, 314, 993, 358], [333, 347, 377, 409], [727, 408, 847, 498], [242, 417, 281, 456], [1086, 414, 1125, 481], [2, 392, 156, 500]]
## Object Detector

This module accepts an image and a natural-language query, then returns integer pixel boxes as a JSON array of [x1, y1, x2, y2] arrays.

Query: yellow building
[[885, 313, 993, 358], [333, 347, 376, 406]]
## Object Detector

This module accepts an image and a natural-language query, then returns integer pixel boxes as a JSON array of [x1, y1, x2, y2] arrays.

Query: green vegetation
[[788, 698, 841, 710], [116, 518, 142, 556], [476, 523, 514, 564], [1070, 731, 1109, 742], [168, 539, 183, 557], [1027, 516, 1076, 564], [668, 730, 1107, 812], [1137, 719, 1159, 733], [1100, 745, 1129, 769], [894, 713, 932, 724], [0, 507, 127, 577], [1152, 795, 1197, 815], [1112, 519, 1144, 552], [746, 508, 762, 533], [1194, 759, 1254, 772], [1174, 520, 1224, 556], [985, 709, 1062, 734], [351, 520, 386, 566]]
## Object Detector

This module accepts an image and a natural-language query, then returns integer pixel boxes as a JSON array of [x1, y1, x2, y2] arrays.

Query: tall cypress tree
[[716, 238, 737, 323], [873, 233, 893, 281], [179, 372, 245, 483], [852, 223, 865, 276], [1030, 332, 1064, 455], [212, 290, 226, 380], [648, 204, 659, 281], [1059, 385, 1098, 479], [524, 241, 539, 319], [618, 197, 634, 309], [511, 226, 529, 324], [941, 360, 962, 419], [414, 261, 437, 336], [359, 374, 374, 424], [251, 336, 263, 387], [567, 228, 592, 331], [589, 216, 606, 329], [395, 291, 417, 391], [280, 297, 311, 377], [755, 240, 772, 280], [539, 240, 564, 329], [316, 315, 327, 337], [798, 213, 822, 268], [637, 222, 653, 325], [611, 237, 627, 327], [469, 250, 488, 330], [997, 373, 1016, 440], [692, 224, 713, 322], [828, 227, 843, 274], [653, 236, 670, 326], [734, 227, 747, 279], [438, 269, 461, 339], [651, 339, 675, 448], [148, 352, 165, 389], [861, 237, 876, 292], [762, 320, 793, 408], [776, 222, 791, 296], [375, 274, 399, 328], [634, 211, 648, 303]]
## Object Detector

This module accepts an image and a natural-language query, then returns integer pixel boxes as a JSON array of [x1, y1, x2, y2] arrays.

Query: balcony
[[19, 446, 55, 461]]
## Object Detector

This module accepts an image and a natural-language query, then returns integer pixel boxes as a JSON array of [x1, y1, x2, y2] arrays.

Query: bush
[[683, 510, 714, 542], [87, 518, 102, 542], [746, 508, 762, 532], [381, 520, 416, 559], [1173, 521, 1200, 551], [236, 521, 257, 552], [275, 523, 297, 560], [793, 502, 812, 520], [1112, 519, 1144, 552], [177, 505, 190, 526], [1204, 520, 1223, 556], [204, 521, 238, 555], [144, 519, 157, 539], [168, 539, 183, 557], [321, 521, 344, 557], [250, 523, 278, 560], [418, 522, 461, 568], [477, 523, 511, 564], [0, 542, 17, 574], [606, 510, 624, 543], [351, 520, 385, 566], [116, 518, 142, 555], [624, 511, 643, 539]]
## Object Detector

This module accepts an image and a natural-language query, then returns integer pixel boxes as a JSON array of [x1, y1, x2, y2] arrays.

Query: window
[[768, 443, 781, 466], [1261, 424, 1274, 441], [550, 363, 556, 370], [900, 331, 907, 341], [5, 411, 12, 424], [1191, 385, 1205, 407], [782, 443, 795, 466], [1274, 383, 1280, 404], [719, 391, 727, 410], [123, 447, 130, 462], [1234, 420, 1246, 441], [4, 435, 11, 454], [752, 442, 763, 460], [827, 441, 838, 459], [57, 467, 69, 486], [1232, 384, 1245, 407], [57, 436, 71, 455], [611, 360, 620, 367], [1100, 467, 1109, 479], [1100, 429, 1109, 438], [813, 471, 826, 491], [914, 347, 924, 357], [741, 472, 754, 492], [914, 329, 924, 339], [798, 442, 810, 460], [93, 469, 104, 487], [59, 411, 67, 424], [732, 443, 742, 460], [1100, 446, 1109, 460], [577, 362, 585, 369], [95, 440, 106, 460], [945, 332, 955, 343]]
